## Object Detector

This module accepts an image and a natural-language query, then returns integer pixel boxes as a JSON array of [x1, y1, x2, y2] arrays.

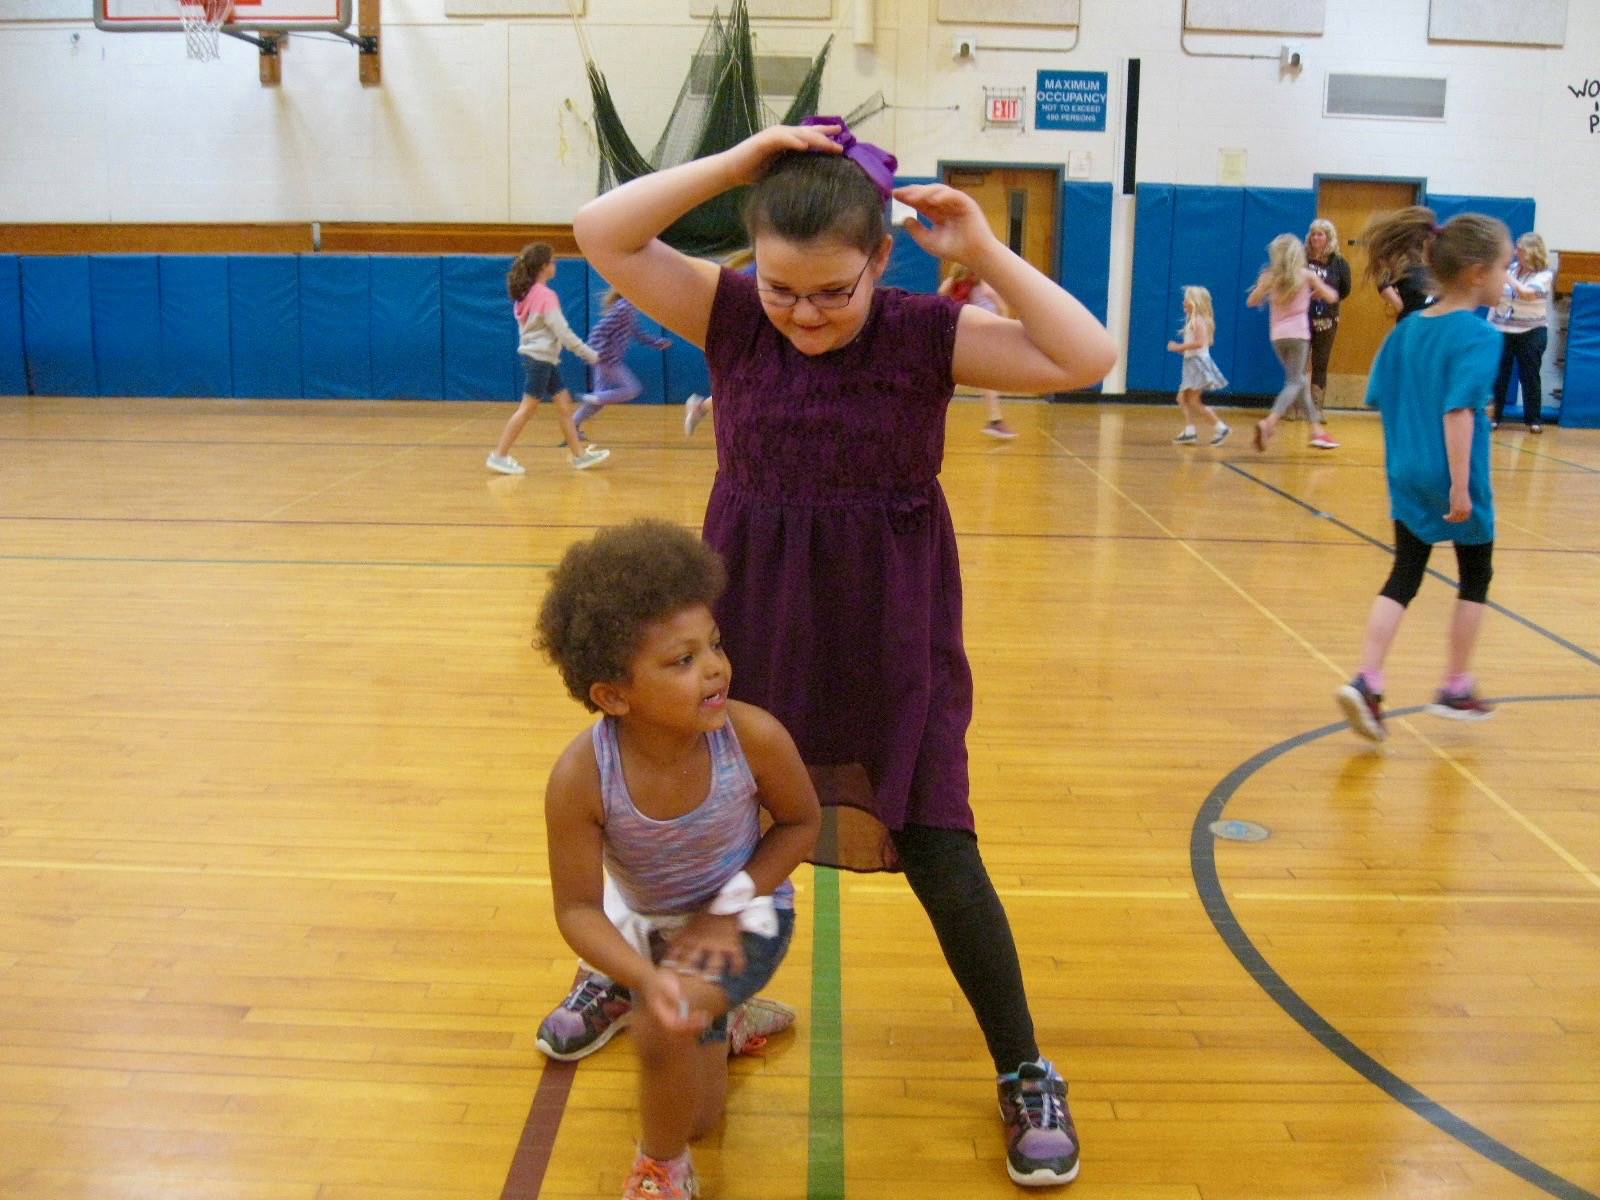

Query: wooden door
[[941, 165, 1059, 280], [1316, 178, 1420, 406]]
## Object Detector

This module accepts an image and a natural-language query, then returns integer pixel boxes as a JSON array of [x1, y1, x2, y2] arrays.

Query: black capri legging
[[1309, 321, 1338, 391], [1380, 520, 1493, 606]]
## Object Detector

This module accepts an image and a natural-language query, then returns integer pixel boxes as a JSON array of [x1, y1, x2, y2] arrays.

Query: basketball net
[[179, 0, 231, 60]]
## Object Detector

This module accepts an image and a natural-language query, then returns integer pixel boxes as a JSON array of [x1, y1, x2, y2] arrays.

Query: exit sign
[[987, 95, 1022, 124]]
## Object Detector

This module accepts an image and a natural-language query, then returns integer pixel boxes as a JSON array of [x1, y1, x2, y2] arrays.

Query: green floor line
[[807, 866, 845, 1200]]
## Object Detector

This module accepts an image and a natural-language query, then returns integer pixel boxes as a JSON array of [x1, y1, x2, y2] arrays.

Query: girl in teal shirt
[[1336, 207, 1513, 742]]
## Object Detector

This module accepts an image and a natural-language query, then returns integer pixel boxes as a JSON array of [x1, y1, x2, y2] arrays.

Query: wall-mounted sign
[[987, 94, 1023, 124], [1035, 70, 1107, 131], [983, 87, 1028, 131]]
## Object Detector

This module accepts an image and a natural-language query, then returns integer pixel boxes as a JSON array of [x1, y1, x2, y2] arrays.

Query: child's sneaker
[[726, 996, 796, 1056], [486, 453, 524, 475], [1309, 435, 1340, 449], [1336, 676, 1387, 742], [1427, 687, 1495, 721], [1172, 429, 1198, 444], [535, 969, 633, 1061], [683, 393, 709, 436], [571, 446, 611, 470], [621, 1150, 698, 1200], [982, 419, 1019, 440], [1210, 423, 1232, 446], [997, 1059, 1080, 1186]]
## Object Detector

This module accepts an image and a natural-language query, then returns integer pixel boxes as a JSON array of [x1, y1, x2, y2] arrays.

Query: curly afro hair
[[537, 519, 727, 711]]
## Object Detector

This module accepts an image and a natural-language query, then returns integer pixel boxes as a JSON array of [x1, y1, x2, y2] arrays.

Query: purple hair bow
[[800, 115, 898, 200]]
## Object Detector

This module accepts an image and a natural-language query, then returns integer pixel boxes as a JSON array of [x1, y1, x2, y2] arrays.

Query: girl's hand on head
[[662, 911, 746, 980], [892, 184, 1000, 265], [726, 124, 843, 186]]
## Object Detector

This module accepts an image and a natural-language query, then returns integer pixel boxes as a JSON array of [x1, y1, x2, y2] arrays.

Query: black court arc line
[[1222, 462, 1600, 670], [1191, 694, 1600, 1200]]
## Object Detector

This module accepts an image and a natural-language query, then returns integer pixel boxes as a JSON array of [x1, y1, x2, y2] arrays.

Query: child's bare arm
[[573, 124, 845, 348], [544, 737, 653, 991], [896, 184, 1115, 393], [728, 701, 820, 896], [1442, 408, 1474, 523]]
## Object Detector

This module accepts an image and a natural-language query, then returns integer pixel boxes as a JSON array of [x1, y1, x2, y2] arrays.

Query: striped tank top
[[594, 714, 796, 917]]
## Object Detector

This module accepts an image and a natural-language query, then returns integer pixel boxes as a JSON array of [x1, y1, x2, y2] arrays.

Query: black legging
[[1380, 520, 1493, 607], [1492, 327, 1548, 427], [891, 823, 1039, 1074]]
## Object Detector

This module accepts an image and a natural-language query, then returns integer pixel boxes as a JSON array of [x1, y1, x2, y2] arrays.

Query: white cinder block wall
[[2, 0, 1595, 392]]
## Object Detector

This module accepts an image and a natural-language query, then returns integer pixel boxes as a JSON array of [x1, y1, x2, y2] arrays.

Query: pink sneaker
[[1309, 435, 1340, 450], [621, 1151, 698, 1199]]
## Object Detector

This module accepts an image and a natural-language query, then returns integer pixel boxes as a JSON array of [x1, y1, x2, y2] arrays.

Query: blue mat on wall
[[229, 256, 302, 399], [300, 256, 372, 400], [21, 256, 96, 396], [1425, 193, 1535, 241], [444, 257, 519, 402], [1232, 188, 1318, 395], [0, 256, 25, 396], [370, 258, 443, 400], [1127, 185, 1176, 392], [160, 257, 232, 398], [1063, 182, 1112, 328], [1563, 283, 1600, 429], [91, 256, 163, 397]]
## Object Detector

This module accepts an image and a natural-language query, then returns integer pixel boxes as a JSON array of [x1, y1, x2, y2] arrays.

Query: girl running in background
[[1165, 285, 1231, 445], [1248, 233, 1341, 452], [940, 264, 1017, 439]]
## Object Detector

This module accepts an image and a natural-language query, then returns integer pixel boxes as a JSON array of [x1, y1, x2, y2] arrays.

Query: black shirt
[[1307, 254, 1351, 325]]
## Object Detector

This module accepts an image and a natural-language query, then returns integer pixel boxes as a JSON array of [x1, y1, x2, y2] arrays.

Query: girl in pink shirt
[[1247, 233, 1340, 452]]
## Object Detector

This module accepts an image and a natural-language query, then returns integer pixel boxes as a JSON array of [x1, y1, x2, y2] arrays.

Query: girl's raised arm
[[572, 125, 844, 349], [896, 184, 1115, 393]]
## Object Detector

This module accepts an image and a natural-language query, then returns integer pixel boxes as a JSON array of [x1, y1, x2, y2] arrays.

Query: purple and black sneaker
[[535, 968, 632, 1061], [997, 1059, 1080, 1186]]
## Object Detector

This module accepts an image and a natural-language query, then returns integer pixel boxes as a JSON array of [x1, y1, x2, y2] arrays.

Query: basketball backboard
[[94, 0, 352, 34]]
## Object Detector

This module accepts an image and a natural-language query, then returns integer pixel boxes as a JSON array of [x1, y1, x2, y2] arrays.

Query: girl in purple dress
[[571, 118, 1115, 1188]]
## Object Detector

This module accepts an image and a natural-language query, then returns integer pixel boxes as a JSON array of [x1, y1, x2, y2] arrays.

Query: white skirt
[[1180, 352, 1228, 392]]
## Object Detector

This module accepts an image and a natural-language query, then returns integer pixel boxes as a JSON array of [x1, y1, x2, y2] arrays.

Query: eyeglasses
[[755, 258, 872, 310]]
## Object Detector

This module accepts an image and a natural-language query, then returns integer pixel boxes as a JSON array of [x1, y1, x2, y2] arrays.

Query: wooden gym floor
[[1, 395, 1596, 1200]]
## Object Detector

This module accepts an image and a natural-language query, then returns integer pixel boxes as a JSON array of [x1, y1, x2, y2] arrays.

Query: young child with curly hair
[[537, 519, 820, 1200]]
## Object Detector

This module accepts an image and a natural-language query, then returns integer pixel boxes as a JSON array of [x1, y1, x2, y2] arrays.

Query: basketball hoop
[[179, 0, 231, 60]]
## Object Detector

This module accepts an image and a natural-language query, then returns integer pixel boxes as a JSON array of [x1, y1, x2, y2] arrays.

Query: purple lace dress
[[702, 268, 971, 871]]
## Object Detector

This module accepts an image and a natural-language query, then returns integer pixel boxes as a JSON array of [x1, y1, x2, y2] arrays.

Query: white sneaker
[[684, 393, 709, 436], [486, 453, 524, 475], [570, 446, 611, 470]]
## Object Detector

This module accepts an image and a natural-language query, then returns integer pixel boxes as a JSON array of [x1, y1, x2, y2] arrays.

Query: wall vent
[[1324, 73, 1447, 121]]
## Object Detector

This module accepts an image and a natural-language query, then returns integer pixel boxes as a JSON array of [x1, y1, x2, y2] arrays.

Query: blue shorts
[[649, 908, 796, 1043], [520, 356, 562, 401]]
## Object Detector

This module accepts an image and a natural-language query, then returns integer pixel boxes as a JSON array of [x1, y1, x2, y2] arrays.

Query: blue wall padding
[[549, 258, 591, 399], [1232, 187, 1318, 395], [664, 332, 711, 405], [299, 256, 372, 399], [1162, 187, 1246, 392], [369, 258, 443, 400], [90, 256, 163, 397], [443, 256, 519, 401], [0, 256, 26, 395], [1562, 284, 1600, 429], [1062, 182, 1112, 326], [886, 175, 941, 294], [589, 272, 666, 405], [1130, 184, 1322, 394], [159, 256, 232, 398], [229, 256, 301, 398], [1127, 185, 1176, 391], [20, 256, 96, 396], [1425, 193, 1535, 240]]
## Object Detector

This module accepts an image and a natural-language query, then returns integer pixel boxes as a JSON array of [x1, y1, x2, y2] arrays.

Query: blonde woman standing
[[1489, 232, 1554, 433], [1305, 218, 1352, 413], [1248, 233, 1341, 451]]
